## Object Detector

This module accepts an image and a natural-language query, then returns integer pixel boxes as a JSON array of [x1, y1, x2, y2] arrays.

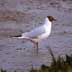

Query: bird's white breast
[[38, 18, 52, 39]]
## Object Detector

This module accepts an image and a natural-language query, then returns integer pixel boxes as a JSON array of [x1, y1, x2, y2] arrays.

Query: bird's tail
[[10, 34, 22, 39], [11, 34, 28, 39], [14, 35, 22, 37], [11, 34, 36, 44], [16, 36, 26, 39]]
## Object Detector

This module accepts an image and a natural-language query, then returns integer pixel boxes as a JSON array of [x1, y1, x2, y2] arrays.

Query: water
[[0, 0, 72, 72]]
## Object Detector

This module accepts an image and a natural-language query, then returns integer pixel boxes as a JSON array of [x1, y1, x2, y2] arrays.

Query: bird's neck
[[44, 17, 52, 36], [44, 17, 52, 26]]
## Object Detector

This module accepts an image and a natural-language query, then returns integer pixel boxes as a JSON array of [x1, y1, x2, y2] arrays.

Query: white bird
[[13, 16, 56, 54]]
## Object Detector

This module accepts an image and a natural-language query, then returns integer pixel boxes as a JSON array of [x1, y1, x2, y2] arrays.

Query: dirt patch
[[0, 10, 32, 23]]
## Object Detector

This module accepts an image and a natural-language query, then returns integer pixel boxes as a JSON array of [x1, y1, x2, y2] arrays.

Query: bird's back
[[22, 17, 52, 39], [22, 25, 46, 38]]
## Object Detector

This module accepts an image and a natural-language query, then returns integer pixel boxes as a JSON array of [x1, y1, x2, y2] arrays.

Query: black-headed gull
[[13, 16, 56, 54]]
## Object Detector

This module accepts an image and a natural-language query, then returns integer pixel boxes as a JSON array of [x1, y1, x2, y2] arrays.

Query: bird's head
[[47, 16, 56, 22]]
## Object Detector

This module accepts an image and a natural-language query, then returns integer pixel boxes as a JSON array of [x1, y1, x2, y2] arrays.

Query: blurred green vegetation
[[0, 68, 7, 72], [0, 48, 72, 72], [30, 48, 72, 72]]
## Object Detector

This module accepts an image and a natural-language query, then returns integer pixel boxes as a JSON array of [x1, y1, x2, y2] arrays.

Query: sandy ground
[[0, 0, 72, 72]]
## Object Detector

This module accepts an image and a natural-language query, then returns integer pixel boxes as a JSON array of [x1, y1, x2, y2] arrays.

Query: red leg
[[22, 38, 39, 55], [36, 42, 38, 55]]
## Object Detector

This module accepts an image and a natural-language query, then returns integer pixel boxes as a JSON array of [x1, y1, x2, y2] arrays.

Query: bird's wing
[[22, 25, 46, 38]]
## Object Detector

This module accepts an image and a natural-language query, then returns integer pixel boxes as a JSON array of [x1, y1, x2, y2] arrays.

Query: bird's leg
[[35, 42, 39, 55], [21, 38, 39, 55]]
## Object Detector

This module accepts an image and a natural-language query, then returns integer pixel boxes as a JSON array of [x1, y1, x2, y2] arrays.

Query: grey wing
[[22, 25, 45, 38]]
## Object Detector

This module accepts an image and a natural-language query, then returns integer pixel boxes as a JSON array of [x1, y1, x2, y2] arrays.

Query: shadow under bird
[[12, 16, 56, 55]]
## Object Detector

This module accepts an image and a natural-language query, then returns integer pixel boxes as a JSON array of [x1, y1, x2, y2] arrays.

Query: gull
[[12, 16, 56, 54]]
